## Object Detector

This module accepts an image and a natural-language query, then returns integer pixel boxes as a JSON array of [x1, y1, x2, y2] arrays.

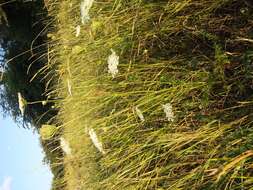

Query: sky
[[0, 116, 52, 190]]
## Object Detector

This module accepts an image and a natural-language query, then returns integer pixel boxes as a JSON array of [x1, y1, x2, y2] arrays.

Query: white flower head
[[108, 49, 119, 78], [80, 0, 94, 24], [162, 103, 175, 122], [75, 25, 81, 37], [88, 128, 105, 154], [67, 79, 72, 96], [18, 92, 26, 117], [42, 100, 47, 106], [60, 137, 72, 155], [135, 106, 145, 122]]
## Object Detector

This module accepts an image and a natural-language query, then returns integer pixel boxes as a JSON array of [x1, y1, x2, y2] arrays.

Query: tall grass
[[45, 0, 253, 189]]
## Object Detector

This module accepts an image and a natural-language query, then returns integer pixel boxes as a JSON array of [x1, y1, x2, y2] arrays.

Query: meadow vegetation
[[43, 0, 253, 189]]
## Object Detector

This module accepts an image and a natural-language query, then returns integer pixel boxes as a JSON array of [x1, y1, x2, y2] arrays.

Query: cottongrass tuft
[[162, 103, 175, 122], [135, 106, 145, 122], [75, 25, 81, 37], [88, 128, 105, 154], [108, 49, 119, 78], [18, 92, 26, 117], [60, 137, 72, 155], [80, 0, 94, 24]]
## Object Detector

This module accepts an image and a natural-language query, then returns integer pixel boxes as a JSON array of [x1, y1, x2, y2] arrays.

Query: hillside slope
[[45, 0, 253, 189]]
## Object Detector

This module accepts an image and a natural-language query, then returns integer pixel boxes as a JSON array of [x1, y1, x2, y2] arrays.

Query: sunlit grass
[[44, 0, 253, 189]]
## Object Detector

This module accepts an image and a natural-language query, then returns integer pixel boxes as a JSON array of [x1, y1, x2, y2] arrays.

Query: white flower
[[88, 128, 105, 154], [42, 101, 47, 106], [67, 79, 72, 96], [108, 49, 119, 78], [18, 92, 26, 117], [75, 25, 81, 37], [135, 106, 145, 122], [80, 0, 94, 24], [162, 103, 175, 122], [60, 137, 72, 155]]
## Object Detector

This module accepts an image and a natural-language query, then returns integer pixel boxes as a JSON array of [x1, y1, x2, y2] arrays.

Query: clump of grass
[[46, 0, 253, 189]]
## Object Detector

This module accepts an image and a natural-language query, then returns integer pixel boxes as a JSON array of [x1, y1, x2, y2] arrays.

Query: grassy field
[[43, 0, 253, 189]]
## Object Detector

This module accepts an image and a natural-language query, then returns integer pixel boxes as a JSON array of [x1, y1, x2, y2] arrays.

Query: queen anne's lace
[[80, 0, 94, 24], [88, 128, 105, 154], [162, 103, 175, 122], [108, 49, 119, 78], [60, 137, 72, 155], [135, 107, 145, 122]]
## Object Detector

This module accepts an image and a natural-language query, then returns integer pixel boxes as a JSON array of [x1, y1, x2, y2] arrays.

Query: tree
[[0, 2, 64, 189], [0, 6, 8, 25], [0, 0, 56, 128]]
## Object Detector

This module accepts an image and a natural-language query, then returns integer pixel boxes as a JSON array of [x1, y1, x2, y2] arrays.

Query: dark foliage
[[0, 0, 56, 127], [0, 1, 63, 190]]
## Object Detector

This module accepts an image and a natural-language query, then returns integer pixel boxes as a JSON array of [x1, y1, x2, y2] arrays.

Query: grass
[[42, 0, 253, 189]]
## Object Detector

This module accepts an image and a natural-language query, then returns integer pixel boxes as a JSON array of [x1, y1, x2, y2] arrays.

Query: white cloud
[[0, 177, 12, 190]]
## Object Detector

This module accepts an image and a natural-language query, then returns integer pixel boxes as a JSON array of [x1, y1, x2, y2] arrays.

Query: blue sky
[[0, 116, 52, 190]]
